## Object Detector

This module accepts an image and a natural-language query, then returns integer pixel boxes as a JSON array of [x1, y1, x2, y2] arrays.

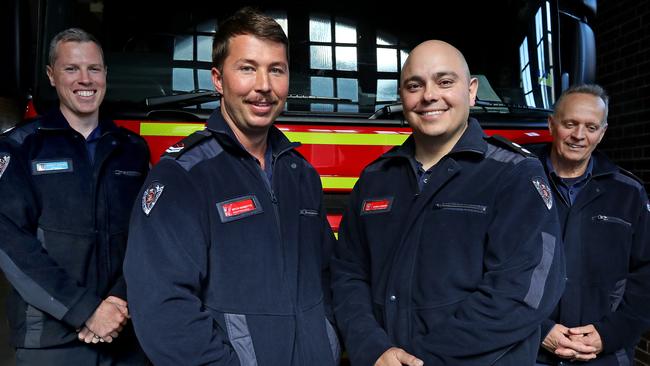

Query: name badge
[[217, 195, 263, 223], [31, 159, 73, 175], [361, 197, 393, 215]]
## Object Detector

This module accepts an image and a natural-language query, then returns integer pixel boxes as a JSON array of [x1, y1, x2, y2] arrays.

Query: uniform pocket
[[433, 202, 487, 214]]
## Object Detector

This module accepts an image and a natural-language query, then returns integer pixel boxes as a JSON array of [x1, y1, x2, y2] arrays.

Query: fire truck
[[1, 0, 598, 230]]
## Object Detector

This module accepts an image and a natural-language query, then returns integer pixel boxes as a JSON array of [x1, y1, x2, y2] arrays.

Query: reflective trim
[[324, 319, 341, 363], [615, 348, 630, 366], [140, 123, 204, 136], [0, 249, 68, 320], [23, 305, 44, 348], [524, 232, 556, 309], [139, 122, 408, 146], [224, 313, 258, 366], [321, 176, 357, 190], [284, 131, 408, 146]]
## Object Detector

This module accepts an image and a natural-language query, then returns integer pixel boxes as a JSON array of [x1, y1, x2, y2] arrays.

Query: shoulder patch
[[0, 153, 10, 179], [531, 176, 553, 210], [487, 135, 536, 158], [142, 181, 165, 216], [162, 130, 211, 159]]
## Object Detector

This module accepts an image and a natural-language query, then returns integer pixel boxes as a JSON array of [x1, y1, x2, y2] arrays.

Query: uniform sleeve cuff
[[61, 291, 102, 329]]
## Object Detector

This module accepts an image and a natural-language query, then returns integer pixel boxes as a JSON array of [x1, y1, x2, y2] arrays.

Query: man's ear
[[46, 66, 55, 87], [468, 77, 478, 106], [211, 67, 223, 94]]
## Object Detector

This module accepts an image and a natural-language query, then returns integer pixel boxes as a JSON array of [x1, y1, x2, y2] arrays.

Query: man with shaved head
[[331, 40, 565, 365]]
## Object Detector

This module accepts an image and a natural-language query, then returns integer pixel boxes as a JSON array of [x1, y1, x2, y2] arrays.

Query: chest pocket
[[433, 202, 488, 214], [582, 214, 633, 278]]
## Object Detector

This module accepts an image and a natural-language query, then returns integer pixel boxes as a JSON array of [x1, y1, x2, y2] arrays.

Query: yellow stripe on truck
[[320, 176, 358, 190], [284, 132, 408, 146], [140, 123, 205, 136], [139, 123, 408, 146]]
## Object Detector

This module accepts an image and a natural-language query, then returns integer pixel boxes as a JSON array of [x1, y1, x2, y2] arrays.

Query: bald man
[[331, 40, 566, 365]]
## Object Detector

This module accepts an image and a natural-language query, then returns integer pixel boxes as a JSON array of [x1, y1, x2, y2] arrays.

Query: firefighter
[[0, 28, 149, 365], [331, 40, 566, 365], [533, 84, 650, 365], [123, 8, 339, 365]]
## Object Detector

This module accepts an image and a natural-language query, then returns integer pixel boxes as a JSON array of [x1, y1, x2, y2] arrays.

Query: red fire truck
[[1, 0, 598, 230]]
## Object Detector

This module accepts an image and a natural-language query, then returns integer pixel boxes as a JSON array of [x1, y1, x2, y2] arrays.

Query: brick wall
[[596, 1, 650, 190], [594, 1, 650, 364]]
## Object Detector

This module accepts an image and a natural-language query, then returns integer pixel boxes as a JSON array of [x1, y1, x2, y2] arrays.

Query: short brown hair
[[212, 7, 288, 71], [48, 28, 104, 66]]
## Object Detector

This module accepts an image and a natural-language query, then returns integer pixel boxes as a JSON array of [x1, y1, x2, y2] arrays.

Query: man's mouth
[[75, 90, 96, 97]]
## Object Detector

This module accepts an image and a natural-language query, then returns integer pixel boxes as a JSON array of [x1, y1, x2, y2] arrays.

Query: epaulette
[[619, 167, 644, 186], [487, 134, 536, 158], [162, 129, 212, 159], [1, 126, 16, 136]]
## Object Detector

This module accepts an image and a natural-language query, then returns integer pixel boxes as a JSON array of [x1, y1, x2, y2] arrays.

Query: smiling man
[[534, 84, 650, 365], [331, 40, 565, 365], [124, 7, 339, 366], [0, 28, 149, 365]]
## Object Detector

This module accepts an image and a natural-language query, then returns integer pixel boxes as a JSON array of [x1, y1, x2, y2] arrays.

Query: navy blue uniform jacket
[[124, 111, 339, 366], [535, 146, 650, 365], [0, 109, 149, 348], [332, 119, 566, 365]]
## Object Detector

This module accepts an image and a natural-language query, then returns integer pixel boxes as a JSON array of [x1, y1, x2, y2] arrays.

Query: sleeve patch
[[531, 176, 553, 210], [142, 181, 165, 216], [0, 154, 10, 180]]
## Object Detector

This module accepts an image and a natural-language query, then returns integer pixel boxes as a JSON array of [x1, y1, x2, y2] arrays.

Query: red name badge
[[223, 198, 256, 217], [361, 197, 393, 214], [217, 195, 263, 223]]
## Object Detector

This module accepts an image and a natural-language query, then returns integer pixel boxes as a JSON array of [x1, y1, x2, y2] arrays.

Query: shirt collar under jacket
[[205, 108, 300, 160], [384, 117, 489, 162]]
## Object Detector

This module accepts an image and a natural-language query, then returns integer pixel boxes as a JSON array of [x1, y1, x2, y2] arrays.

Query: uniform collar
[[39, 107, 117, 135], [205, 108, 300, 158], [537, 144, 618, 179], [384, 117, 488, 160]]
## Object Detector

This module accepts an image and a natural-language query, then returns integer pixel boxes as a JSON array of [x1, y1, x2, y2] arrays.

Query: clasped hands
[[542, 323, 603, 362], [77, 296, 129, 344]]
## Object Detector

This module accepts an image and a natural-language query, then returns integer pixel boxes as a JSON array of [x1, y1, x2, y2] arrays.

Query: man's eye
[[406, 83, 421, 91], [241, 66, 255, 72], [439, 79, 454, 87], [270, 67, 286, 74]]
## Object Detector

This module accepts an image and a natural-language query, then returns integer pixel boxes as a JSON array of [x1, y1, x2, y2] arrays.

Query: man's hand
[[568, 324, 603, 360], [375, 347, 424, 366], [542, 324, 598, 361], [84, 296, 129, 343]]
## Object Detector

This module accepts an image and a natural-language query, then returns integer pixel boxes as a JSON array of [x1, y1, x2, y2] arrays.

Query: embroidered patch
[[532, 177, 553, 210], [361, 197, 393, 215], [142, 182, 165, 216], [31, 159, 73, 175], [0, 154, 10, 180], [165, 142, 185, 154], [216, 195, 263, 223], [646, 202, 650, 213]]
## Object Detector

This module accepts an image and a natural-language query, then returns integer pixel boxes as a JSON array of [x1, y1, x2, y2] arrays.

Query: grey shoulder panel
[[485, 143, 530, 165], [166, 135, 224, 172], [487, 135, 536, 158]]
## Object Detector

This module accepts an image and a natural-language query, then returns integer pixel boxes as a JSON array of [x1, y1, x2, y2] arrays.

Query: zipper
[[113, 169, 142, 177], [434, 202, 487, 214], [592, 215, 631, 227]]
